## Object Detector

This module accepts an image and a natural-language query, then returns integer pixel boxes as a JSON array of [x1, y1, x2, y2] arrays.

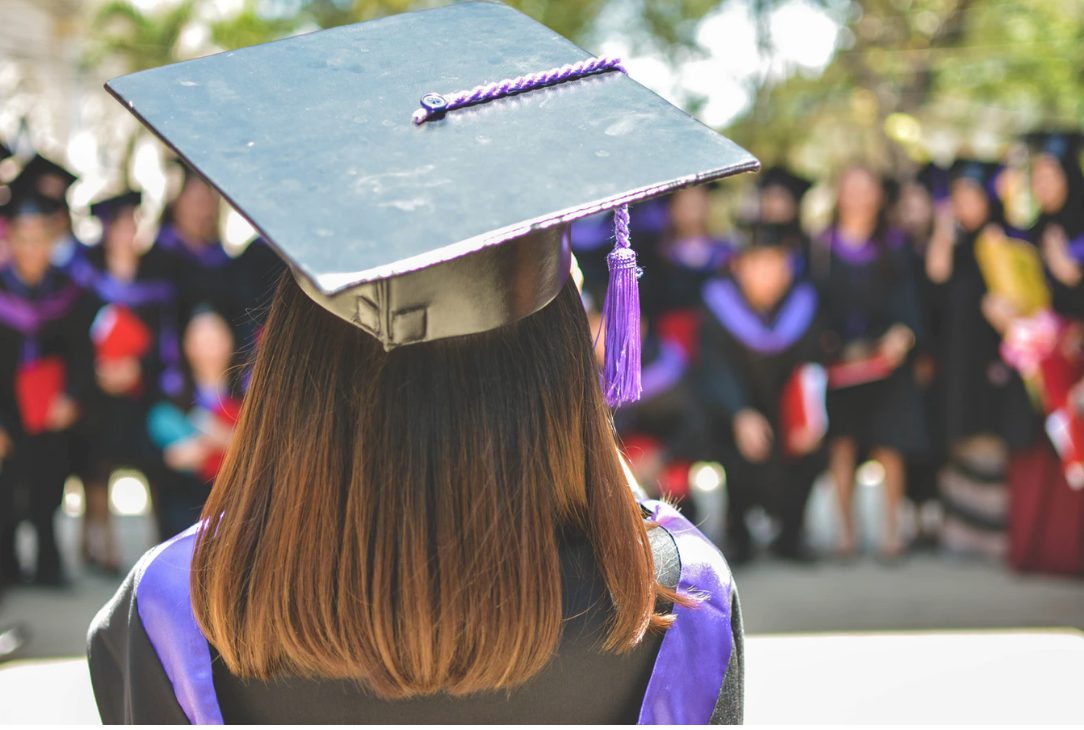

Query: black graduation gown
[[811, 229, 928, 455], [697, 275, 825, 549], [1030, 203, 1084, 321], [227, 237, 286, 356], [154, 224, 236, 326], [81, 246, 183, 481], [935, 228, 1033, 448], [0, 265, 96, 583], [87, 508, 745, 724]]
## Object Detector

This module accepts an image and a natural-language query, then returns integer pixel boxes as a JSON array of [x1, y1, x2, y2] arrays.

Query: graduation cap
[[914, 162, 949, 204], [949, 158, 1001, 190], [17, 153, 77, 205], [0, 172, 64, 220], [756, 166, 812, 202], [105, 1, 758, 406], [0, 142, 11, 162], [1025, 131, 1083, 165], [90, 190, 142, 222]]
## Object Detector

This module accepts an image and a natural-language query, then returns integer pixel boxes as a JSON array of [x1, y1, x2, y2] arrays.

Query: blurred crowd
[[1, 127, 1084, 610], [578, 131, 1084, 572], [0, 144, 284, 591]]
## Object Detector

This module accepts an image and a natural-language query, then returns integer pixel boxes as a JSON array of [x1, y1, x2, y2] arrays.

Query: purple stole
[[156, 226, 231, 269], [0, 270, 83, 362], [703, 277, 818, 355], [133, 501, 734, 724], [639, 339, 688, 401]]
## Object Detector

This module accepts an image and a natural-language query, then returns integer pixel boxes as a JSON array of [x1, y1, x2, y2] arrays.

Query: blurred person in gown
[[924, 160, 1030, 557], [0, 183, 95, 586], [654, 184, 735, 359], [699, 220, 825, 564], [146, 307, 241, 538], [894, 163, 949, 546], [811, 165, 927, 561], [81, 191, 183, 569]]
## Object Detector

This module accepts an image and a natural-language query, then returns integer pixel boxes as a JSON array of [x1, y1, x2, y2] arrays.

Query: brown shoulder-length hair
[[191, 272, 677, 699]]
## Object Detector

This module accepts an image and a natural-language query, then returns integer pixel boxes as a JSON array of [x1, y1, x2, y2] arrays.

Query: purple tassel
[[602, 204, 642, 407]]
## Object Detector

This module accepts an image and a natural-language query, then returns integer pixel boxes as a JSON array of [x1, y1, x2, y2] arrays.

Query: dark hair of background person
[[190, 273, 683, 699]]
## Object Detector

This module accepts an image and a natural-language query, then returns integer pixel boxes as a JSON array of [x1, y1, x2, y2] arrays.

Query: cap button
[[420, 93, 448, 119]]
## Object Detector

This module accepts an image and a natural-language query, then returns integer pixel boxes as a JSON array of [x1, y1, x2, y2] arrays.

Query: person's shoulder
[[642, 500, 733, 590], [88, 525, 202, 643]]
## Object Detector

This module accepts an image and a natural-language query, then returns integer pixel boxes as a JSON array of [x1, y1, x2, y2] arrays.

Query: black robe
[[0, 265, 96, 584], [81, 245, 184, 481], [811, 228, 928, 455], [698, 275, 825, 551], [87, 507, 744, 724]]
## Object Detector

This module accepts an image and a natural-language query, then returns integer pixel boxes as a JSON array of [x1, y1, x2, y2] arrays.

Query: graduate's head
[[668, 184, 712, 236], [836, 164, 885, 226], [182, 307, 234, 381], [170, 168, 220, 242], [949, 160, 1001, 232], [730, 223, 796, 310], [193, 271, 681, 697], [1026, 131, 1084, 215], [91, 191, 142, 258], [5, 193, 60, 284], [757, 166, 811, 226], [115, 1, 760, 699], [1031, 153, 1070, 214]]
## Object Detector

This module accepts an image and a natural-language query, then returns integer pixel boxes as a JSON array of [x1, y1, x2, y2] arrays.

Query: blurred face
[[184, 311, 235, 381], [669, 186, 711, 236], [836, 167, 883, 227], [104, 208, 140, 258], [732, 247, 792, 311], [1032, 155, 1068, 214], [951, 179, 991, 232], [896, 183, 933, 239], [9, 214, 54, 284], [759, 185, 797, 224], [173, 177, 220, 243]]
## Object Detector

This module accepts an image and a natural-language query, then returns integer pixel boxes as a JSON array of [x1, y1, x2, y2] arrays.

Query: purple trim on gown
[[823, 227, 905, 266], [132, 501, 734, 725], [638, 500, 734, 724], [702, 277, 818, 355], [135, 524, 223, 725], [639, 339, 688, 401]]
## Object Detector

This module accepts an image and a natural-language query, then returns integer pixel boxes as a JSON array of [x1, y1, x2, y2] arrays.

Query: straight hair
[[190, 274, 677, 698]]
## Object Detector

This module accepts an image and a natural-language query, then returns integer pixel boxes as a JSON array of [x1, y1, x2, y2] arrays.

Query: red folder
[[827, 352, 895, 389], [781, 363, 828, 457], [91, 304, 152, 361], [16, 356, 67, 435]]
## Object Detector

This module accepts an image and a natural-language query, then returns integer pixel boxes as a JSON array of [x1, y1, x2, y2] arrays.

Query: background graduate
[[81, 190, 183, 564], [0, 181, 95, 586], [812, 164, 927, 561], [699, 219, 825, 564]]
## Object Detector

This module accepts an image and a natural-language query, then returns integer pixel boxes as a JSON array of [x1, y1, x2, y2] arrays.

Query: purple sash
[[135, 524, 223, 724], [0, 272, 84, 362], [134, 502, 733, 725], [823, 227, 905, 266], [703, 277, 817, 354], [157, 226, 231, 269], [639, 340, 688, 401]]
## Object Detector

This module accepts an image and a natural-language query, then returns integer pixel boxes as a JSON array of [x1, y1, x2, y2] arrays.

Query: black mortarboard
[[756, 166, 812, 202], [1025, 131, 1083, 165], [17, 153, 77, 205], [914, 162, 949, 203], [0, 142, 11, 162], [733, 219, 802, 252], [950, 158, 1000, 188], [90, 190, 143, 222], [105, 1, 757, 404], [1, 173, 64, 220]]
